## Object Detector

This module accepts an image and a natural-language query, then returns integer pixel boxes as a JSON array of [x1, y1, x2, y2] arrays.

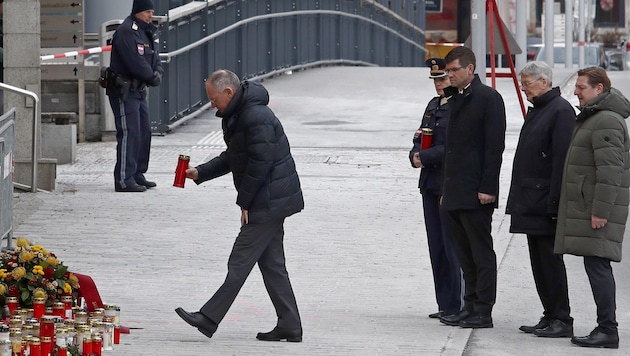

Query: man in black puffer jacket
[[175, 70, 304, 342]]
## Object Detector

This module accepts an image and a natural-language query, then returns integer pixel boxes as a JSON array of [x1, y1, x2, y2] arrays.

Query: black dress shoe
[[137, 179, 157, 188], [256, 327, 303, 342], [459, 313, 493, 329], [115, 184, 147, 192], [429, 311, 444, 319], [533, 319, 573, 338], [440, 310, 471, 326], [519, 317, 551, 333], [571, 328, 619, 349], [174, 307, 218, 339]]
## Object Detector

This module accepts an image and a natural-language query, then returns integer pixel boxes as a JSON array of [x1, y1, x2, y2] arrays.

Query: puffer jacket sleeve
[[592, 115, 628, 218], [195, 151, 231, 184], [236, 107, 277, 209]]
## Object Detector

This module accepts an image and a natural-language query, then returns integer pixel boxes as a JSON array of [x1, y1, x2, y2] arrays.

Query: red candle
[[82, 337, 93, 356], [92, 336, 102, 356], [41, 336, 52, 356], [33, 298, 46, 319], [52, 302, 65, 318], [61, 295, 73, 320], [114, 326, 121, 344], [420, 128, 434, 150], [29, 338, 41, 356], [40, 316, 55, 339], [173, 154, 190, 188], [5, 297, 18, 316]]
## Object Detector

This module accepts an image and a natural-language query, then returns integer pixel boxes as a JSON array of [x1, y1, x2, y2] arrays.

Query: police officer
[[107, 0, 163, 192], [409, 58, 463, 320]]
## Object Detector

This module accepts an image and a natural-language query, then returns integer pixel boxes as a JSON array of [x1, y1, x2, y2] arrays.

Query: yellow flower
[[31, 245, 43, 252], [12, 267, 26, 280], [68, 274, 79, 288], [45, 256, 59, 266], [19, 251, 35, 263], [63, 283, 72, 294], [33, 288, 47, 299], [0, 269, 7, 280], [16, 238, 30, 248], [0, 283, 7, 295], [32, 266, 45, 276]]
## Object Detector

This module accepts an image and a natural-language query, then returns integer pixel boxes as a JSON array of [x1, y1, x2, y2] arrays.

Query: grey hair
[[518, 61, 553, 87], [207, 69, 240, 91]]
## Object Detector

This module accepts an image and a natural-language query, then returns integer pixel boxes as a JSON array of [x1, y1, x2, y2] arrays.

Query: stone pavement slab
[[11, 66, 630, 355]]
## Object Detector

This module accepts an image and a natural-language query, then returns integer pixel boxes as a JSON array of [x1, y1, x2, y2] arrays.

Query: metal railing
[[0, 83, 41, 193], [147, 0, 426, 133], [0, 108, 16, 250]]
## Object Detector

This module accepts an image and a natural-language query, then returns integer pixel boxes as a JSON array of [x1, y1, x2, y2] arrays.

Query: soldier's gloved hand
[[147, 70, 162, 86]]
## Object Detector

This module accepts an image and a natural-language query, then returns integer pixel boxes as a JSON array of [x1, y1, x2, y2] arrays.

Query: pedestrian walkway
[[11, 66, 629, 355]]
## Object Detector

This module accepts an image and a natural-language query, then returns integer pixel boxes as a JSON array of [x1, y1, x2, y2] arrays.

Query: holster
[[114, 76, 131, 102], [130, 79, 147, 92]]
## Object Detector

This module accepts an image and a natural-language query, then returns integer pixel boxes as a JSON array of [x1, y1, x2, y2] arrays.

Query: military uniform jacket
[[409, 95, 451, 195], [441, 75, 506, 210], [107, 15, 163, 98]]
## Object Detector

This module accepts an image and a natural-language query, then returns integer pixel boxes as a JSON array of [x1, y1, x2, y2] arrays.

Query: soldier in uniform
[[409, 58, 462, 320], [107, 0, 163, 192]]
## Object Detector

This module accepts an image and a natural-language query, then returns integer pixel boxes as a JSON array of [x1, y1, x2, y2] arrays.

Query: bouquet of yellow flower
[[0, 237, 80, 308]]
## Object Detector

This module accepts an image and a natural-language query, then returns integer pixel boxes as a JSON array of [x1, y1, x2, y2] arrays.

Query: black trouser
[[422, 191, 463, 314], [443, 207, 496, 315], [526, 234, 572, 323], [584, 256, 617, 334], [201, 218, 302, 329], [109, 93, 151, 189]]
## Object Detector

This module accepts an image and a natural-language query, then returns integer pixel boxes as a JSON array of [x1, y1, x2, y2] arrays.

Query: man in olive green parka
[[555, 67, 630, 349]]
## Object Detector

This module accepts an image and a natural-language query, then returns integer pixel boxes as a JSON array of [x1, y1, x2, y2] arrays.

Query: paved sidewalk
[[11, 66, 629, 355]]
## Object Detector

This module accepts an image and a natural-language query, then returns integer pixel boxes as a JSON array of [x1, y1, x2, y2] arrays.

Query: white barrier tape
[[40, 45, 112, 61]]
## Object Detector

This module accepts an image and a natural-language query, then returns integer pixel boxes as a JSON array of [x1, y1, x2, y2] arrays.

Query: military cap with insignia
[[425, 57, 447, 79]]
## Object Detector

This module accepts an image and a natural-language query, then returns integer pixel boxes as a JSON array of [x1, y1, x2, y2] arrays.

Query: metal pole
[[565, 0, 574, 69], [544, 0, 555, 66], [471, 0, 486, 83], [578, 0, 586, 68], [515, 0, 527, 72]]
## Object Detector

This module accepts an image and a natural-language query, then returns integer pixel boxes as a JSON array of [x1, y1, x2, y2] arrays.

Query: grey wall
[[84, 0, 132, 33]]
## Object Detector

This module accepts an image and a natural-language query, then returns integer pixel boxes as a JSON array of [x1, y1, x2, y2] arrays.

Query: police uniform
[[409, 58, 463, 317], [107, 0, 163, 192]]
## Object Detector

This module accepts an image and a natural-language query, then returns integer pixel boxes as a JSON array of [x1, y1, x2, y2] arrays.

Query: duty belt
[[130, 79, 147, 91]]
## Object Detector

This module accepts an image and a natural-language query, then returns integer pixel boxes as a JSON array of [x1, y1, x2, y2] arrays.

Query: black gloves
[[147, 70, 162, 86]]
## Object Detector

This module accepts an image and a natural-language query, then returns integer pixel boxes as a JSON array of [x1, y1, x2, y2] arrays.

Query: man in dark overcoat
[[506, 61, 575, 338], [438, 46, 506, 329]]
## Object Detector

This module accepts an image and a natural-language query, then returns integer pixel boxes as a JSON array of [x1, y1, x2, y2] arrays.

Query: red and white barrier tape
[[40, 45, 112, 61]]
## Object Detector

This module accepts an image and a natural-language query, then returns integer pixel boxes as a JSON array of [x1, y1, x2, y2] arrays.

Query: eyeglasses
[[520, 78, 542, 88], [209, 89, 226, 103], [444, 66, 464, 74]]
